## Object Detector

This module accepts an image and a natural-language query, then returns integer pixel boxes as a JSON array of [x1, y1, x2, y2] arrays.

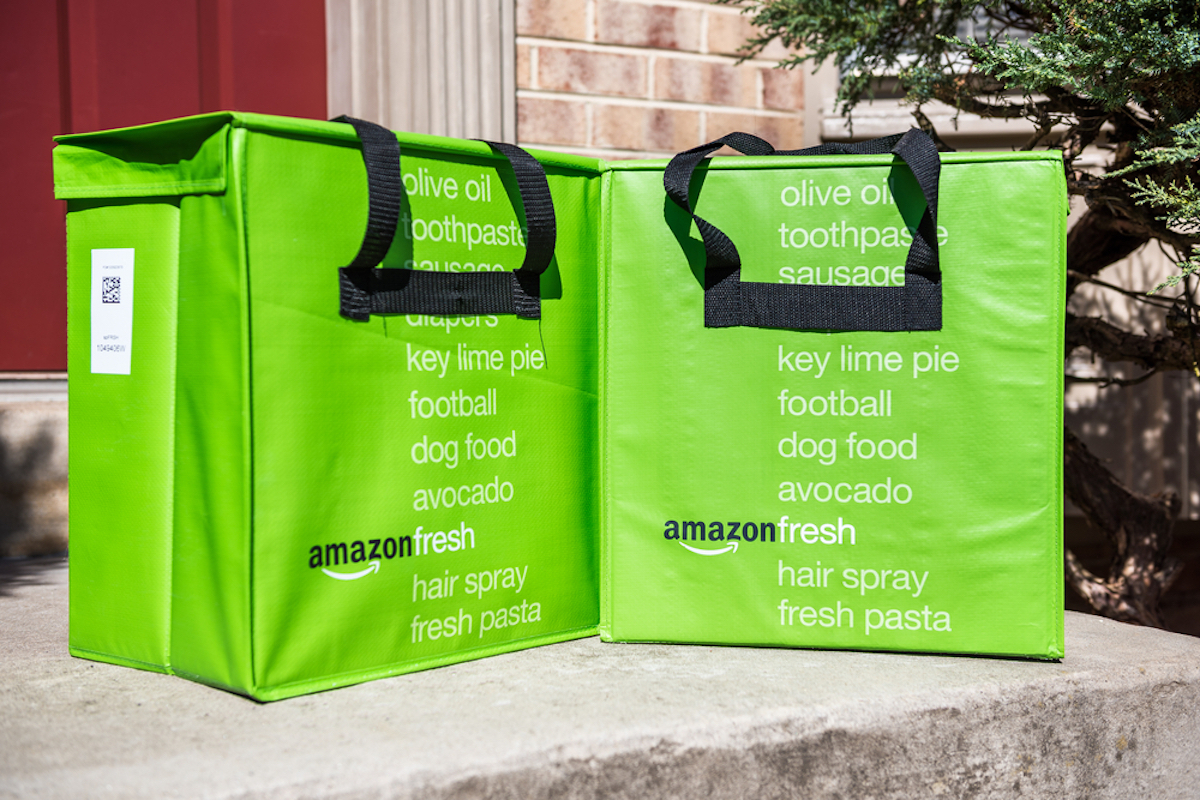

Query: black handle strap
[[335, 116, 556, 321], [664, 129, 942, 331]]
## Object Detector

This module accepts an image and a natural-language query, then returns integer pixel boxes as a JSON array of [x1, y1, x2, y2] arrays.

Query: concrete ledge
[[3, 558, 1199, 799]]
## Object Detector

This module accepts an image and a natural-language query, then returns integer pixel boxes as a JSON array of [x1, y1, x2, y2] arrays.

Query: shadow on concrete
[[0, 414, 61, 558], [0, 554, 67, 597]]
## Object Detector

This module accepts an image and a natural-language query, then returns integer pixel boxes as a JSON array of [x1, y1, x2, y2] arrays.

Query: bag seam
[[599, 168, 615, 638]]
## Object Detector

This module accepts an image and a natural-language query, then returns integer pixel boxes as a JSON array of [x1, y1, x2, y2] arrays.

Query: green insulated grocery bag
[[599, 131, 1066, 658], [55, 113, 602, 700]]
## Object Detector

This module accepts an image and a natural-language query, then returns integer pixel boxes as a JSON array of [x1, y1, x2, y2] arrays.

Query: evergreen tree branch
[[1063, 427, 1183, 628], [1065, 313, 1197, 373], [1066, 270, 1176, 308], [1066, 207, 1150, 295]]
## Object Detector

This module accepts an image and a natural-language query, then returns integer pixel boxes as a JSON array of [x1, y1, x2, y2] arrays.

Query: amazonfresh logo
[[662, 519, 777, 556], [308, 523, 475, 580], [664, 516, 858, 555]]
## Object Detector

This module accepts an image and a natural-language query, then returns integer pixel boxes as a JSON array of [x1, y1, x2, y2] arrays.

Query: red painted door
[[0, 0, 326, 371]]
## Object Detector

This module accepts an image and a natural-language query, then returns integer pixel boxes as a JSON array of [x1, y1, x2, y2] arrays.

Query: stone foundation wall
[[0, 400, 68, 557]]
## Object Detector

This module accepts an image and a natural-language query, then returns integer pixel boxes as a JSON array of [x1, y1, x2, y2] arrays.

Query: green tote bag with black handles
[[599, 128, 1066, 659], [57, 113, 602, 700]]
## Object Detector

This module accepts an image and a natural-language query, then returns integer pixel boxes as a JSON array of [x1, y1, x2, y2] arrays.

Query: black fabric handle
[[664, 129, 942, 331], [335, 116, 556, 321]]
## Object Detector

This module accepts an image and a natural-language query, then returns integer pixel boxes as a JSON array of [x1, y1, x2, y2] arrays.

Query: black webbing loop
[[664, 132, 775, 270], [334, 116, 556, 321], [336, 117, 402, 273], [478, 139, 557, 278], [664, 129, 942, 331]]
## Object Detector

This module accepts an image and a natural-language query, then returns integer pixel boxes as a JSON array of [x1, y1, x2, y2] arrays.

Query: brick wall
[[515, 0, 804, 158]]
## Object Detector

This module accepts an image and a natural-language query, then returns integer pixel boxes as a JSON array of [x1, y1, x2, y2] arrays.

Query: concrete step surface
[[3, 557, 1199, 799]]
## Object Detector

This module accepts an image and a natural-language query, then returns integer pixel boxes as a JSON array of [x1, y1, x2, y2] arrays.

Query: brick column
[[516, 0, 803, 158]]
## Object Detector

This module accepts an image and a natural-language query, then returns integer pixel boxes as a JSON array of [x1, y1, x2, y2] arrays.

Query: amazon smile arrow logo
[[322, 560, 380, 581], [679, 540, 739, 556]]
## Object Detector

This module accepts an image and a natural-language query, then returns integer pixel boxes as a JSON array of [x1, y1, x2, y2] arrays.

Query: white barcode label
[[91, 248, 135, 374]]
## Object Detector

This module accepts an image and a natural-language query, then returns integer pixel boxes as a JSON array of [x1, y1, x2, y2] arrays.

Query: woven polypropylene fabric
[[339, 267, 540, 319]]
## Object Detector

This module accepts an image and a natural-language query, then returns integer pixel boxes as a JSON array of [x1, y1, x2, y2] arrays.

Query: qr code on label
[[101, 276, 120, 304]]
